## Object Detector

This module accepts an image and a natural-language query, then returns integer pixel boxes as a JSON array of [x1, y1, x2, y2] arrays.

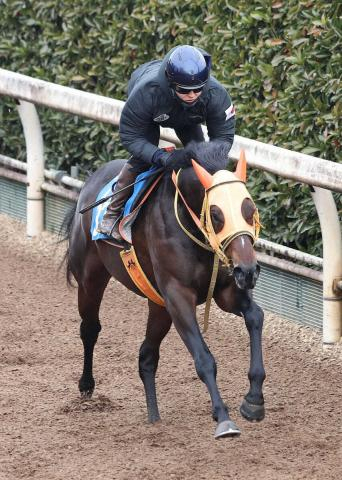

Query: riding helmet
[[165, 45, 211, 89]]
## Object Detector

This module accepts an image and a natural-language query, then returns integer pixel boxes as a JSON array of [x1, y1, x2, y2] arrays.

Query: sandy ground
[[0, 213, 341, 480]]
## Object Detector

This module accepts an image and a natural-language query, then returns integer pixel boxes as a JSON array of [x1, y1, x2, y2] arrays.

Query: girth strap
[[120, 246, 165, 307]]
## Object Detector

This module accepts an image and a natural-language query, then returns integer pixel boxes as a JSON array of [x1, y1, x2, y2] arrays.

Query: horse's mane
[[184, 141, 232, 174]]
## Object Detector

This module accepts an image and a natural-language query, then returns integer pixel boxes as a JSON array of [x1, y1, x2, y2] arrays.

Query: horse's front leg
[[164, 281, 240, 438], [240, 298, 266, 421]]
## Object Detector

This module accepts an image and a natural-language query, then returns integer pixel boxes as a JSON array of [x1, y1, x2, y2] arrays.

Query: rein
[[172, 170, 237, 266], [172, 170, 236, 332]]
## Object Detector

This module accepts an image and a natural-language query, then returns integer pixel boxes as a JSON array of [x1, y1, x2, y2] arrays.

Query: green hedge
[[0, 0, 341, 255]]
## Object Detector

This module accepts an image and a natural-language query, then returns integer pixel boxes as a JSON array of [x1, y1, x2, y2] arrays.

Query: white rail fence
[[0, 68, 341, 343]]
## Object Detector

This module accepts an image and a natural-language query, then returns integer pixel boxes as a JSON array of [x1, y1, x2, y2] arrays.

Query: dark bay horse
[[65, 142, 266, 439]]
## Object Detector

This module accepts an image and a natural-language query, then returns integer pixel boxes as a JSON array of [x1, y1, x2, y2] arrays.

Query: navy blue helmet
[[165, 45, 211, 90]]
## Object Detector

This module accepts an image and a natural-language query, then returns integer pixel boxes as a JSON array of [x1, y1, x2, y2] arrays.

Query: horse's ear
[[235, 150, 247, 182], [192, 159, 213, 189]]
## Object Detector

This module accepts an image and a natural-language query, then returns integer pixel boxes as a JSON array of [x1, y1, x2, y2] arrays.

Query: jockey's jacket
[[119, 47, 235, 166]]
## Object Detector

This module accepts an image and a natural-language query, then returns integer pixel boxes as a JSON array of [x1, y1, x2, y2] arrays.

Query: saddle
[[91, 166, 163, 243]]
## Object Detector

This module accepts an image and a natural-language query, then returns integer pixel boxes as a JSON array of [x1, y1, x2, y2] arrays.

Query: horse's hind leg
[[139, 301, 172, 423], [76, 258, 110, 398]]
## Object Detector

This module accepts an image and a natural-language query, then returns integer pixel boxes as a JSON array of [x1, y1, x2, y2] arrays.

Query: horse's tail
[[58, 203, 77, 287]]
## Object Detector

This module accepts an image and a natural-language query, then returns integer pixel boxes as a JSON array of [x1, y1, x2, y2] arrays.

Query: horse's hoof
[[240, 398, 265, 422], [79, 377, 95, 398], [148, 415, 161, 424], [214, 420, 241, 439], [80, 390, 94, 399]]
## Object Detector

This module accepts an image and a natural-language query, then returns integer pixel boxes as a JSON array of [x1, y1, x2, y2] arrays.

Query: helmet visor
[[174, 84, 205, 94]]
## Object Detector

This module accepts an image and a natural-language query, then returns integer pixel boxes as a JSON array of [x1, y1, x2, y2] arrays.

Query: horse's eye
[[210, 205, 225, 233], [241, 198, 256, 226]]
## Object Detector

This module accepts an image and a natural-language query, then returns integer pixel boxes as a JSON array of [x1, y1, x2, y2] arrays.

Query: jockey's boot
[[98, 163, 137, 241]]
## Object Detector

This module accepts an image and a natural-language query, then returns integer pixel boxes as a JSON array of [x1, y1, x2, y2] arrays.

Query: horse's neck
[[151, 169, 205, 243], [175, 168, 205, 215]]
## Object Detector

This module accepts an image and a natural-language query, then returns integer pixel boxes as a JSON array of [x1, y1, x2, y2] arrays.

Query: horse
[[64, 141, 266, 439]]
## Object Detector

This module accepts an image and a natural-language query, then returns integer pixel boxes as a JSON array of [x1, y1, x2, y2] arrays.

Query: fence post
[[311, 187, 342, 343], [17, 101, 45, 236]]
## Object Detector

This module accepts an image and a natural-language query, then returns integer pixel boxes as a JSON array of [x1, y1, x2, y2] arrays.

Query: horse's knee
[[244, 303, 264, 331], [194, 351, 217, 383]]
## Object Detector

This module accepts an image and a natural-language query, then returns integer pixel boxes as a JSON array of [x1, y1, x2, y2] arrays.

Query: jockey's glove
[[152, 148, 192, 171]]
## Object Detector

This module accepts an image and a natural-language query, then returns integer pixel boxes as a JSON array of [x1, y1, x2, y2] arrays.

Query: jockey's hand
[[162, 149, 192, 171]]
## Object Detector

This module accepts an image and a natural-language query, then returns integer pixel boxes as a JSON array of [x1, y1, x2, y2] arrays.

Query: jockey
[[99, 45, 235, 241]]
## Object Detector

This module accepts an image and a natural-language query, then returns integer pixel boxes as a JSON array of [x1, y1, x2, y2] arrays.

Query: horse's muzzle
[[233, 263, 260, 290]]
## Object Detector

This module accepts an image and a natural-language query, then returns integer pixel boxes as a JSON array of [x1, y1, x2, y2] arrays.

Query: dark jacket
[[119, 48, 235, 165]]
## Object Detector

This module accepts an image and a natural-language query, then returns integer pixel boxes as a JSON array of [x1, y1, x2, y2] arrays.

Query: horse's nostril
[[233, 267, 243, 278], [233, 267, 245, 289], [233, 265, 259, 290]]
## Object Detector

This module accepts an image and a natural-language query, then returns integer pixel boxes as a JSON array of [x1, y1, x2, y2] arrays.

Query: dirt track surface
[[0, 214, 341, 480]]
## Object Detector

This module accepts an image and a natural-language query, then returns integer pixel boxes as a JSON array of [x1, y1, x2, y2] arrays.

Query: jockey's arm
[[119, 88, 166, 165], [206, 87, 235, 152]]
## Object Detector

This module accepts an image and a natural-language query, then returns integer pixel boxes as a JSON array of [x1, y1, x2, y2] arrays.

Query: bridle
[[172, 170, 260, 266], [172, 168, 261, 331]]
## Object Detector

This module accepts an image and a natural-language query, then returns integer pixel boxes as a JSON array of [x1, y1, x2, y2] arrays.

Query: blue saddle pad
[[91, 166, 160, 241]]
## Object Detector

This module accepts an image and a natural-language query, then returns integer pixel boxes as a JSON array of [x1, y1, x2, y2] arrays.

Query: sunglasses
[[174, 85, 204, 94]]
